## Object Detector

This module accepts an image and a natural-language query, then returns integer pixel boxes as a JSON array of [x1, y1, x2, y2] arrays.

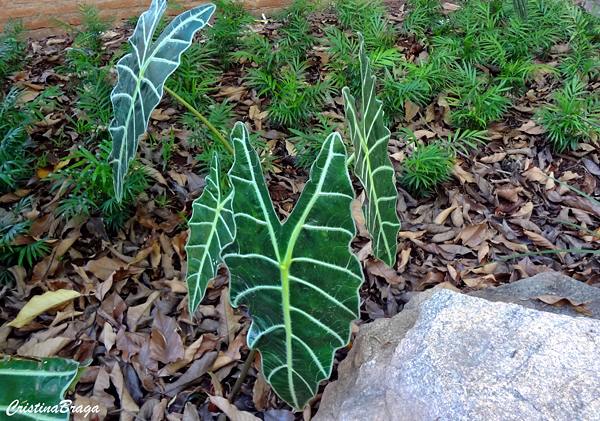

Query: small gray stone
[[314, 276, 600, 421]]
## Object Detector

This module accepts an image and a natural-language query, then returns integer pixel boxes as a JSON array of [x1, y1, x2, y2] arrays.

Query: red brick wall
[[1, 0, 292, 38]]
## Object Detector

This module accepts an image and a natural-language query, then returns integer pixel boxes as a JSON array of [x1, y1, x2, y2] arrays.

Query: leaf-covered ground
[[1, 1, 600, 420]]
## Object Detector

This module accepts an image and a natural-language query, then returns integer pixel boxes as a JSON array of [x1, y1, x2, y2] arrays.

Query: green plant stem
[[228, 348, 257, 403], [347, 152, 355, 166], [163, 85, 234, 155]]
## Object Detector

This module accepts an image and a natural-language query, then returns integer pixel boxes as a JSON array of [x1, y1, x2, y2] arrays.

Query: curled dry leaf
[[497, 185, 523, 203], [364, 258, 405, 286], [253, 372, 271, 411], [535, 295, 593, 316], [562, 196, 600, 218], [209, 396, 261, 421], [434, 205, 458, 225], [398, 230, 426, 240], [522, 166, 547, 182], [149, 311, 185, 364], [479, 152, 506, 163], [511, 202, 533, 219], [455, 223, 487, 248], [452, 163, 476, 184]]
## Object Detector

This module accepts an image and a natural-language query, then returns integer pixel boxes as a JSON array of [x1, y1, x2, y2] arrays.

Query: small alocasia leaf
[[0, 355, 80, 420], [108, 0, 215, 201], [342, 33, 401, 267], [223, 122, 363, 409], [185, 153, 235, 314]]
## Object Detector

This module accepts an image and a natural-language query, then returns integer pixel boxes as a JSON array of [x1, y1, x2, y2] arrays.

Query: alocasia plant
[[108, 0, 215, 202], [221, 122, 362, 409], [186, 123, 362, 409], [183, 35, 403, 409], [343, 34, 401, 267]]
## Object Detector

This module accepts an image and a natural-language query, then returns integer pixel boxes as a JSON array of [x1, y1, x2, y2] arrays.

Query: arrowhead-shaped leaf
[[186, 153, 235, 314], [342, 33, 401, 267], [223, 122, 363, 409], [0, 355, 80, 420], [109, 0, 215, 201]]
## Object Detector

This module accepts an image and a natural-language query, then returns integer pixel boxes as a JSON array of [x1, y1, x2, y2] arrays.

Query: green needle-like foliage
[[400, 142, 453, 197], [537, 76, 600, 152]]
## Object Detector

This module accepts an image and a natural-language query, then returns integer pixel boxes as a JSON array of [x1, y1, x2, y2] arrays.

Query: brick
[[0, 0, 301, 36], [254, 0, 291, 9], [41, 3, 80, 16], [4, 6, 39, 19], [26, 18, 53, 30], [96, 0, 138, 10]]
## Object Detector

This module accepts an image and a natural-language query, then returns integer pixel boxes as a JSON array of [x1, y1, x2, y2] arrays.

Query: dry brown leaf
[[109, 362, 140, 420], [253, 372, 271, 411], [351, 194, 369, 238], [0, 189, 31, 203], [404, 99, 420, 121], [535, 295, 593, 316], [215, 86, 247, 101], [398, 230, 426, 240], [562, 196, 600, 218], [397, 248, 411, 271], [146, 167, 168, 186], [413, 129, 436, 139], [497, 185, 523, 203], [217, 287, 242, 344], [364, 258, 405, 286], [480, 152, 506, 163], [73, 395, 107, 421], [522, 167, 547, 182], [18, 336, 72, 357], [434, 205, 458, 225], [519, 120, 545, 135], [524, 230, 556, 250], [85, 256, 125, 281], [452, 163, 475, 184], [249, 104, 268, 121], [127, 291, 160, 332], [511, 202, 533, 219], [455, 223, 487, 248], [8, 289, 82, 328], [442, 2, 461, 10], [209, 396, 261, 421], [149, 311, 185, 364], [210, 331, 246, 371]]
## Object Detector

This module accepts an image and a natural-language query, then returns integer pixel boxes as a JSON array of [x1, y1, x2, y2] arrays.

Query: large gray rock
[[469, 272, 600, 319], [314, 274, 600, 421]]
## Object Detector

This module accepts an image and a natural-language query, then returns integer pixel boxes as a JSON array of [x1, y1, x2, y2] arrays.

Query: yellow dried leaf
[[8, 289, 82, 328], [434, 206, 457, 225]]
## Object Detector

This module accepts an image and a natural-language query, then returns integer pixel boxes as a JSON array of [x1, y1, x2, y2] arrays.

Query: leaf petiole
[[163, 85, 233, 155]]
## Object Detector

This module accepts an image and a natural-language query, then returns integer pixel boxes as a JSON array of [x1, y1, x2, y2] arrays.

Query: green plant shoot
[[342, 33, 401, 267], [108, 0, 215, 202], [186, 152, 235, 314]]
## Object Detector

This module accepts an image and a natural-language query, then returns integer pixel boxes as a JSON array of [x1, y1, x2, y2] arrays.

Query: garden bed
[[1, 0, 599, 419]]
